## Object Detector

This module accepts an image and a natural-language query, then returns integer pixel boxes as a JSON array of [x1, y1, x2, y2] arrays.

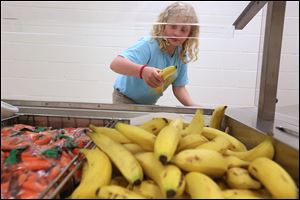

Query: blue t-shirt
[[114, 36, 188, 105]]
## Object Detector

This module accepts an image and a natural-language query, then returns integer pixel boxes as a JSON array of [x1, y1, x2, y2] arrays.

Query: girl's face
[[163, 16, 192, 47]]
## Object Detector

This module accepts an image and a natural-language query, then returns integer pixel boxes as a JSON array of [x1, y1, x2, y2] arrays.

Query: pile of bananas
[[70, 105, 298, 199]]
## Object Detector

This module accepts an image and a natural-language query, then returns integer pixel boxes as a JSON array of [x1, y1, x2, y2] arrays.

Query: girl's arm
[[110, 56, 163, 88], [172, 86, 199, 106]]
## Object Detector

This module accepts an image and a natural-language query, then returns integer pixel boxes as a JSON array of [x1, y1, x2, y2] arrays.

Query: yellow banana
[[88, 132, 143, 186], [181, 109, 205, 137], [138, 118, 169, 135], [154, 119, 183, 165], [222, 189, 272, 199], [196, 135, 231, 154], [154, 65, 177, 94], [248, 157, 298, 198], [89, 124, 131, 143], [123, 143, 144, 154], [134, 152, 184, 198], [110, 176, 129, 188], [177, 133, 208, 152], [185, 172, 223, 198], [226, 167, 261, 189], [71, 148, 112, 198], [209, 105, 227, 130], [97, 185, 145, 199], [115, 122, 156, 151], [171, 149, 228, 178], [132, 180, 164, 199], [202, 127, 247, 152], [135, 152, 165, 184], [224, 139, 274, 161], [224, 156, 250, 168], [159, 165, 186, 198]]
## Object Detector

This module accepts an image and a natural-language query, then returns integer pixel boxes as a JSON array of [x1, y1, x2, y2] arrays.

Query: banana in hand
[[154, 65, 177, 94]]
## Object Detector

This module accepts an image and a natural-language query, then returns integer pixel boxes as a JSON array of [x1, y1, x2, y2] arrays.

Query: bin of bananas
[[70, 105, 298, 199]]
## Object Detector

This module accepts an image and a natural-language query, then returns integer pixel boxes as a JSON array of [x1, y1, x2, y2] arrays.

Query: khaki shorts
[[112, 88, 137, 104]]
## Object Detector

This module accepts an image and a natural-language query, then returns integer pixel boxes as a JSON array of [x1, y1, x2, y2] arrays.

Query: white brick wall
[[1, 1, 298, 108]]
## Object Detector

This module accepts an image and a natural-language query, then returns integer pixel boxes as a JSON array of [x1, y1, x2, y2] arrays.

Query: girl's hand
[[142, 67, 164, 88]]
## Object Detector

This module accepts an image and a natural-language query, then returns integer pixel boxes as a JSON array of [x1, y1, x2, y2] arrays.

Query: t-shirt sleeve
[[173, 63, 188, 86], [120, 38, 151, 65]]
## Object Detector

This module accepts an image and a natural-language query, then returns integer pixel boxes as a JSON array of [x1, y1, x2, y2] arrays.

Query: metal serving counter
[[1, 100, 299, 194]]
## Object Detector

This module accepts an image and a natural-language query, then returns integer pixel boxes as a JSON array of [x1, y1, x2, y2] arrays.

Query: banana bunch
[[209, 105, 227, 130], [154, 119, 183, 165], [88, 132, 143, 186], [78, 108, 298, 199], [224, 138, 274, 161], [248, 157, 298, 198], [115, 122, 156, 151], [225, 167, 261, 189], [181, 109, 204, 137], [154, 65, 177, 94], [70, 148, 112, 198], [138, 118, 169, 135], [185, 172, 223, 198], [171, 149, 228, 178]]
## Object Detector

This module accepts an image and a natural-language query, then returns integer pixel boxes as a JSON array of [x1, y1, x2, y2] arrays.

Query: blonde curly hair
[[151, 2, 199, 64]]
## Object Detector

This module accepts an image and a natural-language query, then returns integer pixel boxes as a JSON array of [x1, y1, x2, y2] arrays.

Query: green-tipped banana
[[181, 109, 205, 137], [172, 149, 228, 178], [185, 172, 223, 198], [138, 118, 169, 135], [115, 122, 156, 151], [226, 167, 261, 189], [154, 119, 183, 165], [97, 185, 145, 199], [71, 148, 112, 198], [88, 132, 143, 185], [248, 157, 298, 198], [209, 105, 227, 130], [89, 124, 131, 143], [224, 139, 274, 161], [202, 127, 247, 152]]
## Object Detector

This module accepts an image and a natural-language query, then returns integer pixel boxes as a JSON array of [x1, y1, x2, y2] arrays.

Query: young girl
[[110, 2, 199, 106]]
